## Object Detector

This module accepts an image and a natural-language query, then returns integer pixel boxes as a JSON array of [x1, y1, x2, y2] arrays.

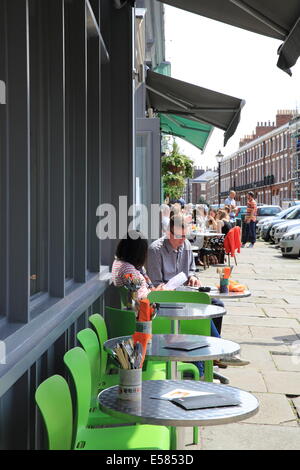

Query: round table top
[[157, 303, 226, 320], [177, 286, 251, 299], [98, 380, 259, 427], [104, 334, 240, 362]]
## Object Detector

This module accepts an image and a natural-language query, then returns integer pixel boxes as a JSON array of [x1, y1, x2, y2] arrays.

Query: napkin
[[138, 299, 151, 321]]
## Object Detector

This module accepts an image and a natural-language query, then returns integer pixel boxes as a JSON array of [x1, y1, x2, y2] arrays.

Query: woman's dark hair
[[115, 231, 148, 269]]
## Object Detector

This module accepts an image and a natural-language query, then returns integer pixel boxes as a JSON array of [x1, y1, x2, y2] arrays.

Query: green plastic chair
[[148, 290, 213, 380], [89, 312, 165, 385], [35, 375, 73, 450], [63, 348, 171, 450], [35, 373, 171, 450], [77, 328, 127, 427], [104, 307, 199, 380]]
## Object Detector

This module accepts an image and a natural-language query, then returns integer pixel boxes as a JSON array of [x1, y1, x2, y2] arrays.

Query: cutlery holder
[[118, 368, 142, 401]]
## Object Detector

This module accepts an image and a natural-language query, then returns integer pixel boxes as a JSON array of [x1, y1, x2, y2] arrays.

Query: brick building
[[213, 110, 300, 207], [190, 169, 218, 204]]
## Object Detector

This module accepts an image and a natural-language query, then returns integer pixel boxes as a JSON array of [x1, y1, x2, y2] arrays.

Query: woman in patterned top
[[112, 231, 165, 300]]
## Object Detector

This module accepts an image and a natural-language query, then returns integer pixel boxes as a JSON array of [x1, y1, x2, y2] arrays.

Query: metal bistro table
[[189, 231, 224, 251], [156, 302, 226, 335], [104, 334, 240, 380], [155, 302, 227, 382], [98, 380, 259, 450]]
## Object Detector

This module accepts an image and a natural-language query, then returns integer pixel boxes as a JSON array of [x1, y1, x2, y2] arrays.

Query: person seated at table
[[147, 216, 250, 369], [112, 226, 221, 340], [216, 209, 232, 236], [206, 209, 218, 231], [224, 206, 231, 222], [147, 214, 223, 329], [147, 214, 202, 288], [160, 204, 171, 235], [112, 231, 165, 300], [170, 202, 182, 216], [195, 205, 208, 229]]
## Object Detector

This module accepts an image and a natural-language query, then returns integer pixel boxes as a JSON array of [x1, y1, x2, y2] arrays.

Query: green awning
[[159, 113, 213, 151]]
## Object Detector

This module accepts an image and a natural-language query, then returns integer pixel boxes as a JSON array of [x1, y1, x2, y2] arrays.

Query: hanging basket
[[167, 164, 184, 173]]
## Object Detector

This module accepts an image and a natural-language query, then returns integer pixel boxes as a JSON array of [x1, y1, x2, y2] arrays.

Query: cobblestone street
[[190, 240, 300, 450]]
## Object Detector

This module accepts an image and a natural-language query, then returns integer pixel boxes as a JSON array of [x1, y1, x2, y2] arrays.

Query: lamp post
[[215, 150, 224, 207]]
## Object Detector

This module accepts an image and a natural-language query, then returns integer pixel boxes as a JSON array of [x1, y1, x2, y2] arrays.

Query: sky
[[164, 4, 300, 170]]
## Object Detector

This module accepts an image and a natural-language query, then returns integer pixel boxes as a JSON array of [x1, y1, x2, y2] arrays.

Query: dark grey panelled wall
[[0, 0, 134, 449], [100, 0, 134, 266]]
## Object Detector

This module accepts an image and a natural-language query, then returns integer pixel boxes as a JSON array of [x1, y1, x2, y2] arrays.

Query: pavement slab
[[263, 371, 300, 395], [225, 316, 300, 329], [214, 367, 267, 393], [241, 393, 296, 425], [238, 345, 277, 371], [226, 306, 266, 317], [193, 424, 300, 450], [263, 307, 300, 319], [249, 326, 299, 342], [272, 354, 300, 372]]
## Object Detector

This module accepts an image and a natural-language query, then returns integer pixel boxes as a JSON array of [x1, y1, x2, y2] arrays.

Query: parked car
[[269, 206, 300, 242], [273, 219, 300, 244], [256, 205, 282, 221], [280, 227, 300, 257], [270, 206, 300, 243], [257, 206, 297, 239]]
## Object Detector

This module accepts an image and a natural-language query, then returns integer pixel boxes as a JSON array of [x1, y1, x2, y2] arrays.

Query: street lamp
[[215, 150, 224, 207]]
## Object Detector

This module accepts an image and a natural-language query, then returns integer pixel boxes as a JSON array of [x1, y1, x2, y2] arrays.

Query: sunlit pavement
[[187, 240, 300, 450]]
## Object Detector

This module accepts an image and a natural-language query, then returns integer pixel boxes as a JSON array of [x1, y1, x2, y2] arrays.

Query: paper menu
[[151, 389, 214, 401], [164, 272, 188, 290]]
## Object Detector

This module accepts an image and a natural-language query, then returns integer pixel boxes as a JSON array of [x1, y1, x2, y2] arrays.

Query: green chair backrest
[[35, 375, 73, 450], [63, 347, 91, 432], [77, 328, 101, 399], [148, 290, 211, 336], [148, 290, 210, 304], [105, 306, 136, 340], [88, 313, 109, 378]]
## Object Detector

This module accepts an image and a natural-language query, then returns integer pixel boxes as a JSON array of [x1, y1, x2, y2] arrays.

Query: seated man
[[147, 214, 249, 368], [147, 214, 201, 288], [147, 214, 222, 326]]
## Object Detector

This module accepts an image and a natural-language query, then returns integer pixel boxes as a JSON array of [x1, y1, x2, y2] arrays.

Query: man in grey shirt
[[147, 215, 250, 370], [147, 215, 201, 287]]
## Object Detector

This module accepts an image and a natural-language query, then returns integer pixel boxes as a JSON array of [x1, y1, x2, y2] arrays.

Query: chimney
[[276, 109, 295, 127], [255, 119, 276, 138]]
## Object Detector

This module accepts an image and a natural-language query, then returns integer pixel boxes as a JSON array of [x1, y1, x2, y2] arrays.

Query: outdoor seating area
[[34, 237, 257, 450], [1, 0, 300, 453]]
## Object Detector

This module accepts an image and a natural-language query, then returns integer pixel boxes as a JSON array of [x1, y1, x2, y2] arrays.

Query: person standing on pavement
[[224, 190, 237, 225], [242, 191, 257, 248]]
